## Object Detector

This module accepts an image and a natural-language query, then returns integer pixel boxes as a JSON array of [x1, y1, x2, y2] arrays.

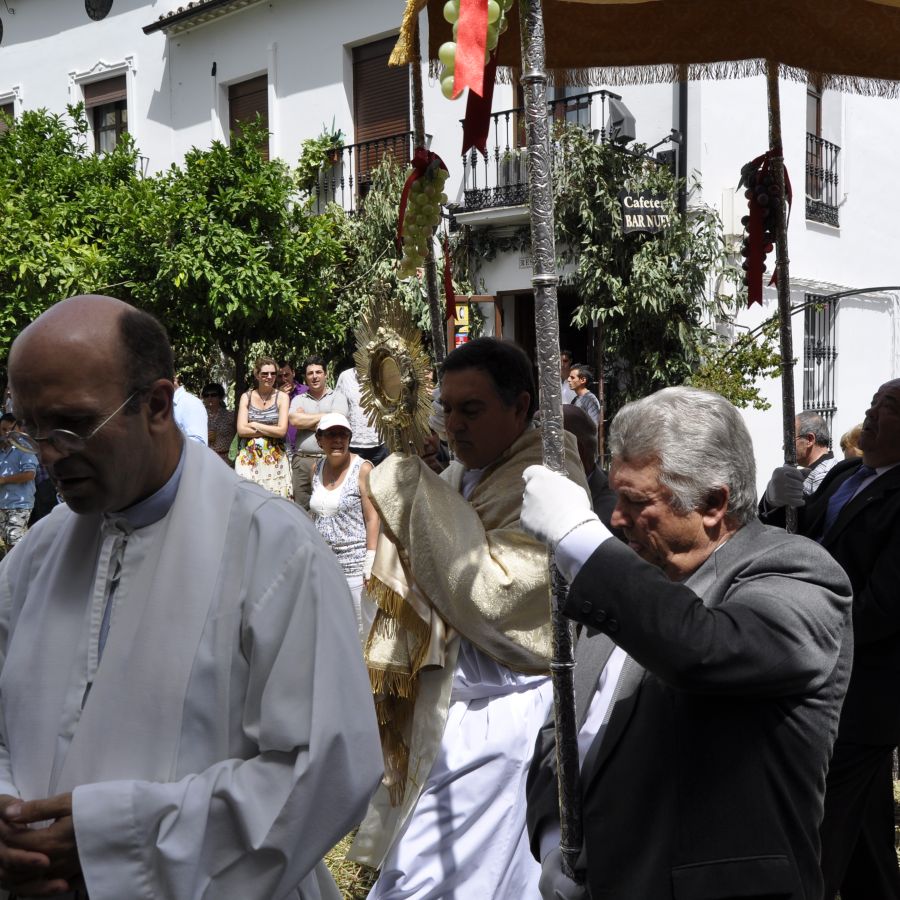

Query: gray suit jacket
[[527, 518, 853, 900]]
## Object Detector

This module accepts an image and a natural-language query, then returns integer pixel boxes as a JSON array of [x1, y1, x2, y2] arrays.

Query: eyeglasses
[[201, 393, 219, 399], [9, 392, 137, 456], [258, 372, 276, 379]]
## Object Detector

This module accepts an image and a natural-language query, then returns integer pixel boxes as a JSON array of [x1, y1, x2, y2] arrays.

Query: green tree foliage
[[0, 105, 139, 366], [0, 110, 342, 397], [110, 120, 344, 396], [688, 315, 782, 410], [552, 124, 742, 416]]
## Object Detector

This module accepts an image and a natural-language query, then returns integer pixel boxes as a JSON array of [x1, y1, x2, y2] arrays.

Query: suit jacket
[[760, 458, 900, 745], [527, 518, 852, 900]]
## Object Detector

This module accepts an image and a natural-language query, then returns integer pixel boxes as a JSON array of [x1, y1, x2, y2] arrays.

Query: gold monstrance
[[354, 298, 433, 455]]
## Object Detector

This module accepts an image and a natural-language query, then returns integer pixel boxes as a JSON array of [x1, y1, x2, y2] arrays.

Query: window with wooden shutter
[[352, 36, 410, 191], [84, 75, 127, 153], [228, 75, 269, 160], [0, 102, 13, 135]]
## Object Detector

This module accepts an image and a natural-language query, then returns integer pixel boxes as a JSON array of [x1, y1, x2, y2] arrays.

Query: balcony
[[311, 131, 416, 214], [459, 89, 620, 213], [806, 134, 840, 227]]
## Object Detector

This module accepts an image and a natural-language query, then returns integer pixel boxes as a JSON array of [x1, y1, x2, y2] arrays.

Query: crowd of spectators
[[0, 317, 895, 900]]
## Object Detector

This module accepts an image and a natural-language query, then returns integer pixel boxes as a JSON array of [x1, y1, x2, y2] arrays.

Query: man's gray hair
[[609, 386, 757, 526], [796, 410, 831, 447]]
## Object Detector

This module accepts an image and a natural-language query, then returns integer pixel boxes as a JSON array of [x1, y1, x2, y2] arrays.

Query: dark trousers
[[352, 443, 388, 466], [290, 454, 321, 511], [820, 740, 900, 900]]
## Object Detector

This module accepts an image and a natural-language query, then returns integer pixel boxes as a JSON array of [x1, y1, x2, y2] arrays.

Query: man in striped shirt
[[796, 410, 838, 495]]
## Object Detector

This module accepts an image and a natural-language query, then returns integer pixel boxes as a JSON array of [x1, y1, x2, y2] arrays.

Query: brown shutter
[[229, 75, 269, 160], [84, 75, 126, 108], [352, 37, 410, 185], [353, 38, 410, 144]]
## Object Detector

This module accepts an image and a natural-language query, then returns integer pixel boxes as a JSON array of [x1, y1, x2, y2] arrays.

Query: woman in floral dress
[[234, 357, 292, 498]]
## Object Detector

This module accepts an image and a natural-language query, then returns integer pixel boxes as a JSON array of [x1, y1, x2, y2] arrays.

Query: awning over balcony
[[143, 0, 267, 36]]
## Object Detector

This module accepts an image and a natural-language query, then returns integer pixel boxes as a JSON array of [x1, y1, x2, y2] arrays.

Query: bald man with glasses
[[0, 295, 382, 900]]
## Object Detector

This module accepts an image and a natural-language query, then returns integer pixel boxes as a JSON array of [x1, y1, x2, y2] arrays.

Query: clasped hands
[[0, 792, 81, 897]]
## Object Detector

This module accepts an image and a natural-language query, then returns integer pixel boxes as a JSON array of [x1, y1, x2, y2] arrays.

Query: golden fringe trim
[[365, 574, 435, 807], [367, 576, 408, 621], [390, 0, 427, 67], [375, 694, 415, 807], [366, 576, 432, 662], [368, 666, 417, 700], [427, 58, 900, 98]]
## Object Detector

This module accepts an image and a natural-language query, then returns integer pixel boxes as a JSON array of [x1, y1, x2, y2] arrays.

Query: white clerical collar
[[106, 443, 187, 530], [460, 465, 486, 500]]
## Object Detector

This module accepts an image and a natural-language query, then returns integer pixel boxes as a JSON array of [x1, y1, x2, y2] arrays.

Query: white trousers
[[368, 675, 553, 900]]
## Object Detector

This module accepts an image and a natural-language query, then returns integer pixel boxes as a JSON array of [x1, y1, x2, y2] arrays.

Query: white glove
[[521, 465, 598, 550], [764, 464, 808, 508], [363, 549, 376, 581], [539, 847, 587, 900]]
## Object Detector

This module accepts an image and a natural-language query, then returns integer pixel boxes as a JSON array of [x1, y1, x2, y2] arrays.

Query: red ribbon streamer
[[443, 234, 456, 320], [454, 0, 488, 99], [462, 53, 498, 158], [396, 147, 448, 252]]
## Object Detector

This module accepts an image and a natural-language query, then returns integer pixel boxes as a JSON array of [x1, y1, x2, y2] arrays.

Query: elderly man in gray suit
[[520, 386, 854, 900]]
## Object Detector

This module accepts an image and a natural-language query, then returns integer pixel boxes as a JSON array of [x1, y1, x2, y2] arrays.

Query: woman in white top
[[309, 412, 380, 645]]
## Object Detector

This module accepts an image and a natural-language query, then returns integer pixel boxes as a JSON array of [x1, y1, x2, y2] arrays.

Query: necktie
[[821, 464, 875, 539]]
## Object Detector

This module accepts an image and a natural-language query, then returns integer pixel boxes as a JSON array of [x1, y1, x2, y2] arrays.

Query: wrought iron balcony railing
[[806, 133, 840, 227], [459, 89, 620, 213], [311, 131, 416, 214]]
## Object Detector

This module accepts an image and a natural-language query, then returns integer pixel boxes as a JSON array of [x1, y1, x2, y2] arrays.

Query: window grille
[[802, 293, 838, 435], [806, 134, 840, 226]]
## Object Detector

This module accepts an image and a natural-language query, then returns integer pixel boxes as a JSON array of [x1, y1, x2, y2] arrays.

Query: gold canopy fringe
[[427, 58, 900, 98]]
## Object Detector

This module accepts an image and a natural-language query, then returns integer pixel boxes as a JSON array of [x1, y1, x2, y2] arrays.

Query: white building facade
[[0, 0, 896, 495]]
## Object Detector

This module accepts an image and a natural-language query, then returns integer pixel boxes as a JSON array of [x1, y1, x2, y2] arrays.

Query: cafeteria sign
[[618, 190, 670, 234]]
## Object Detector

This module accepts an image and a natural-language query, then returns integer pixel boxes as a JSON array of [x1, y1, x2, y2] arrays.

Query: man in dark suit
[[760, 378, 900, 900], [521, 386, 853, 900], [562, 404, 618, 531]]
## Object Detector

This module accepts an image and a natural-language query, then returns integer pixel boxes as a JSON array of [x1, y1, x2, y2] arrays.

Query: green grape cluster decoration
[[438, 0, 514, 100], [398, 163, 450, 279]]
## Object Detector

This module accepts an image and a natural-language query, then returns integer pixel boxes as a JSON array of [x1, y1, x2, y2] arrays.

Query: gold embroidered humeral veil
[[360, 427, 587, 816]]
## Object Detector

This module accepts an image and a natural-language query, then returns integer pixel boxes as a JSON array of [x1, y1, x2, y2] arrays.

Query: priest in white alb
[[0, 295, 383, 900]]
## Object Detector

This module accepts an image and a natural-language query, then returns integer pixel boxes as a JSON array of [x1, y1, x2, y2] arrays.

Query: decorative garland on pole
[[738, 149, 792, 307]]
